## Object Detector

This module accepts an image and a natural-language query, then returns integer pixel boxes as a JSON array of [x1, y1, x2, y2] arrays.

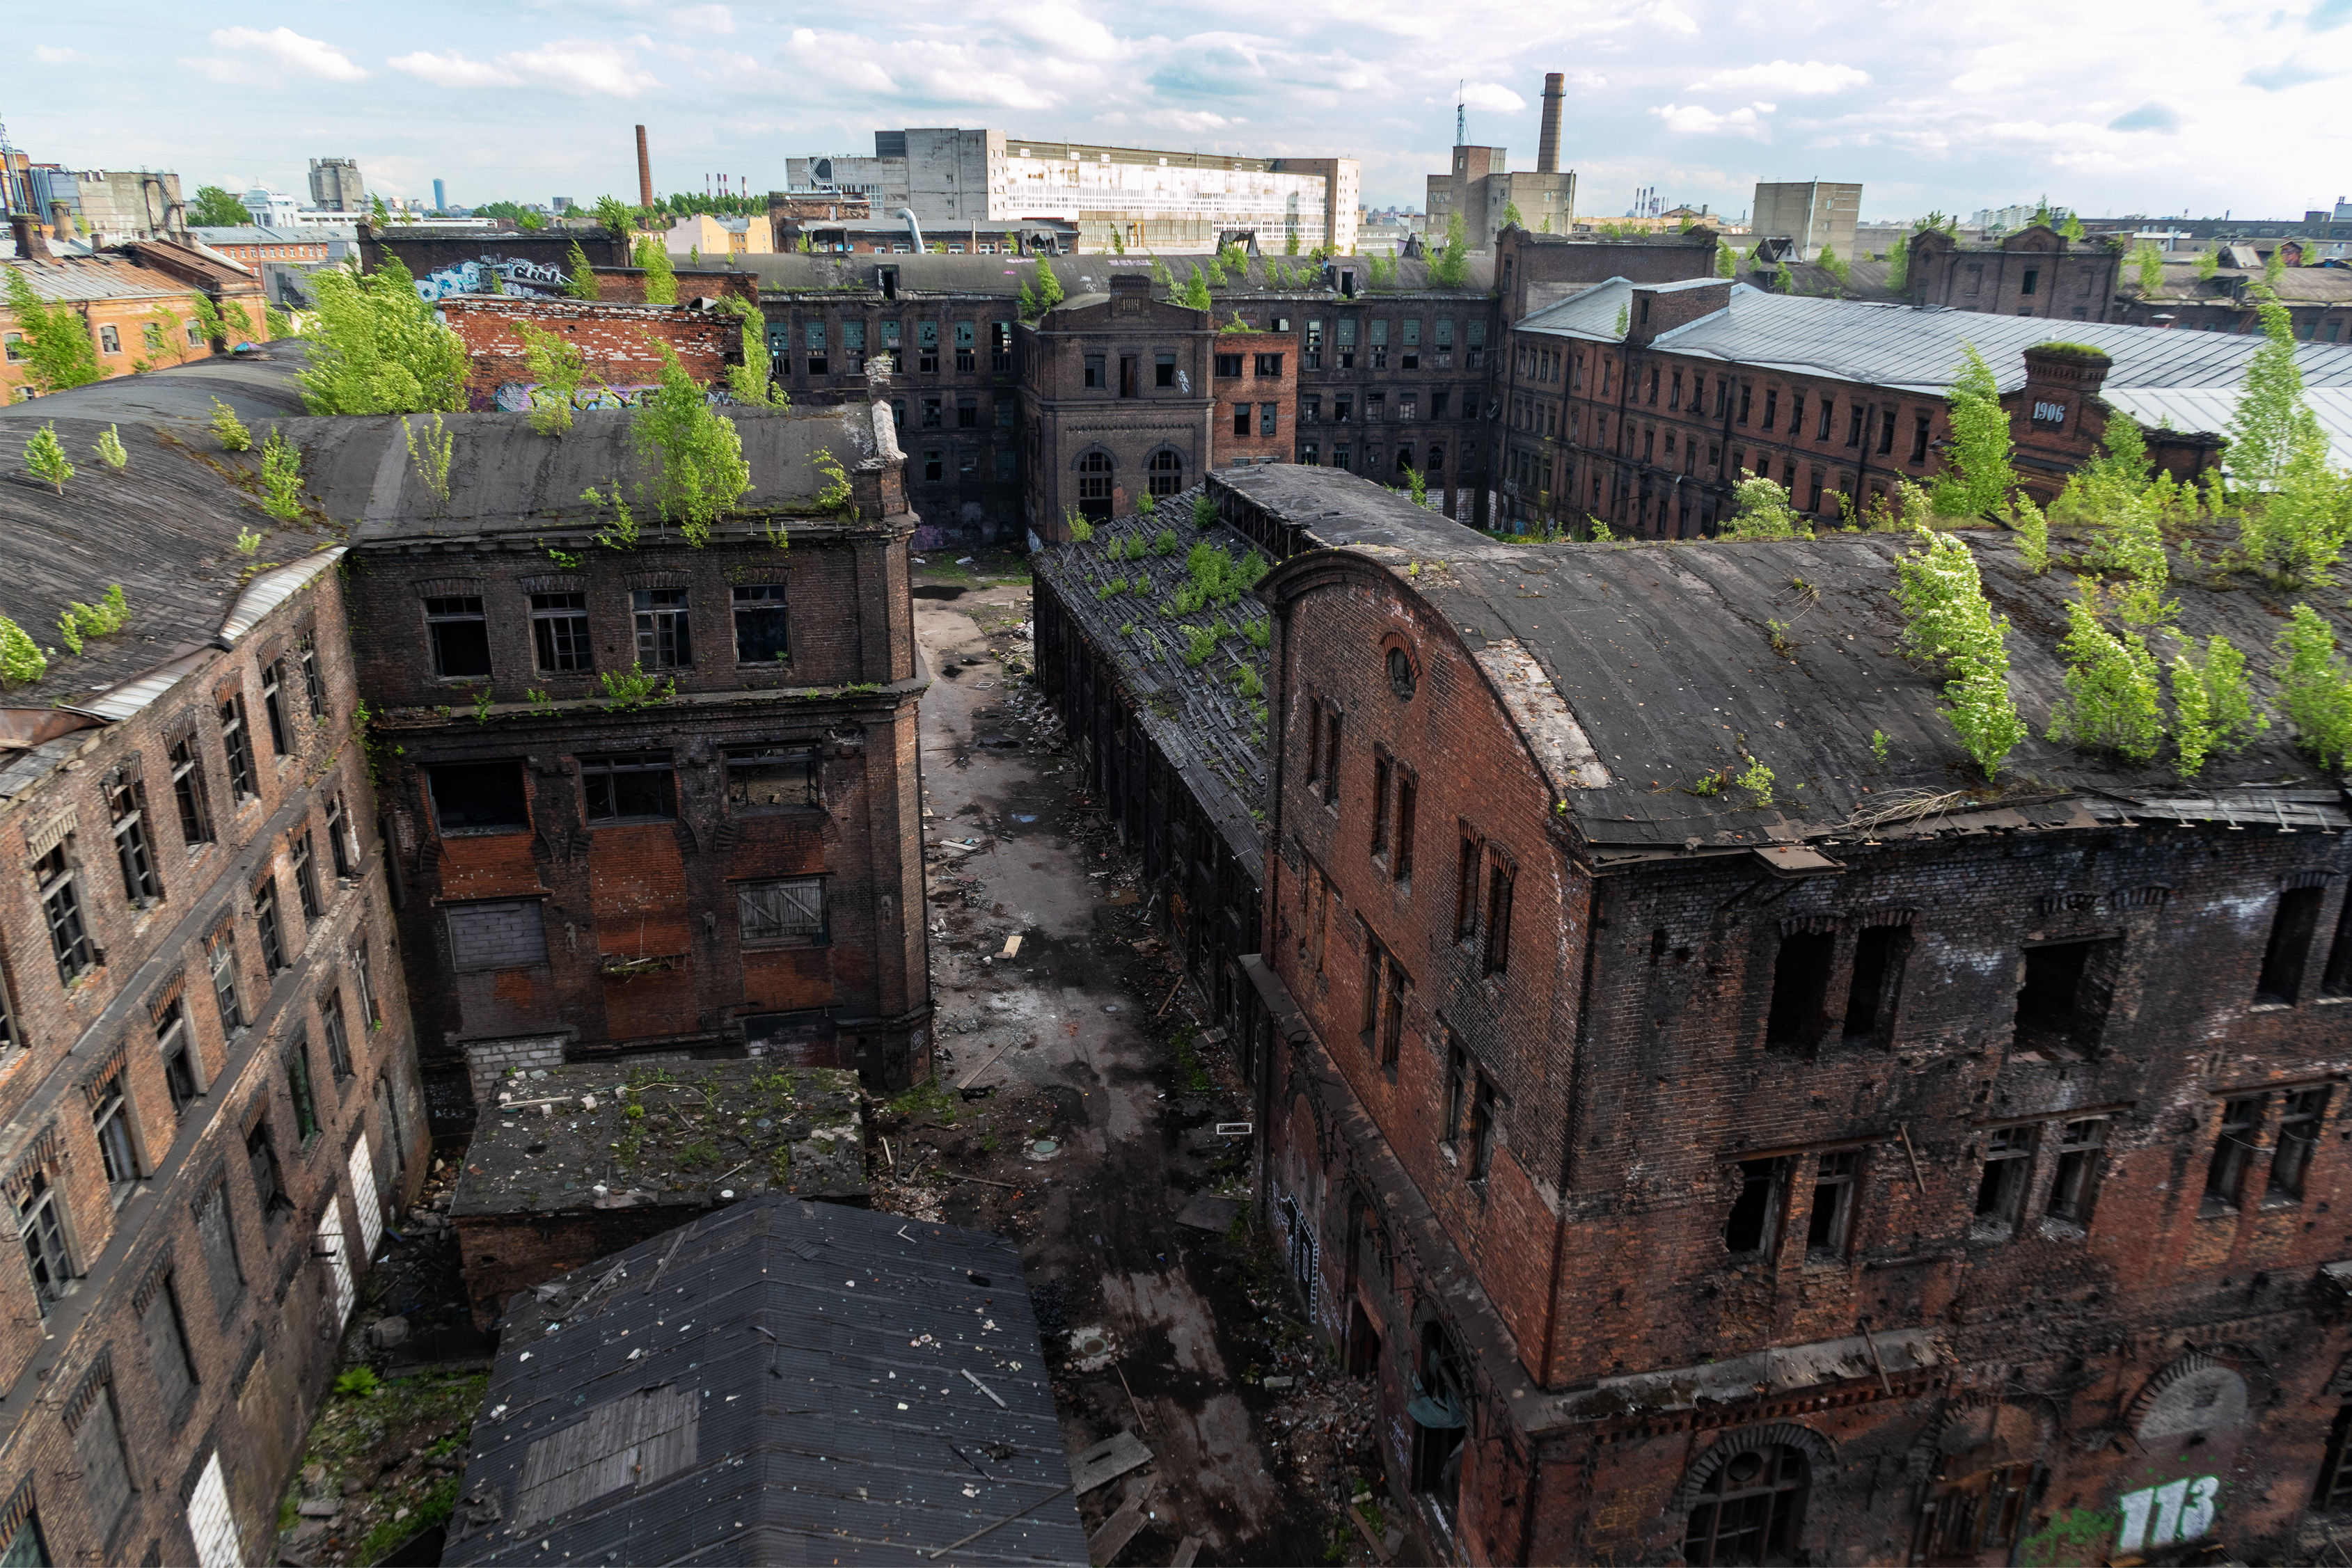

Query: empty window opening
[[1767, 930, 1835, 1050], [157, 995, 199, 1113], [1973, 1125, 2035, 1238], [1843, 925, 1909, 1041], [427, 761, 529, 834], [254, 879, 285, 973], [725, 745, 819, 811], [732, 585, 790, 665], [170, 735, 214, 849], [1370, 755, 1393, 860], [2270, 1087, 2328, 1200], [141, 1276, 197, 1421], [93, 1076, 137, 1205], [19, 1173, 69, 1310], [1146, 450, 1183, 496], [38, 843, 92, 985], [425, 596, 491, 680], [220, 694, 257, 802], [2013, 938, 2119, 1054], [633, 588, 692, 670], [107, 762, 161, 908], [247, 1121, 289, 1217], [260, 658, 290, 754], [1684, 1445, 1809, 1567], [291, 830, 322, 919], [1804, 1150, 1857, 1260], [1410, 1325, 1469, 1527], [2257, 885, 2324, 1004], [299, 633, 324, 718], [532, 592, 592, 672], [1481, 856, 1513, 976], [582, 754, 677, 823], [1909, 412, 1932, 464], [2204, 1094, 2265, 1212], [196, 1182, 242, 1315], [287, 1040, 319, 1143], [1723, 1158, 1783, 1254], [1394, 772, 1416, 883], [2045, 1119, 2105, 1228]]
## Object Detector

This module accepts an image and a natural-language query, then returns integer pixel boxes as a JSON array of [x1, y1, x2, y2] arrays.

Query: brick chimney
[[10, 214, 53, 262], [636, 125, 654, 209], [1537, 73, 1565, 174], [1625, 279, 1733, 346]]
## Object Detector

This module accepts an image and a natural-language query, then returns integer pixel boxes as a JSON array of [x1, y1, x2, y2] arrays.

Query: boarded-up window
[[447, 901, 549, 972], [141, 1277, 198, 1418], [738, 878, 826, 943], [72, 1383, 133, 1539], [516, 1384, 700, 1528], [196, 1183, 242, 1318]]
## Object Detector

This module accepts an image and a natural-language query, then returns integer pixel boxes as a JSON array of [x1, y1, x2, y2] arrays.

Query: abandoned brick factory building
[[1147, 466, 2352, 1565], [0, 365, 429, 1568], [1491, 271, 2352, 538]]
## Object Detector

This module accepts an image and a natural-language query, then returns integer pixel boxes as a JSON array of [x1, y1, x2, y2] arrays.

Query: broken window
[[732, 585, 789, 665], [633, 587, 692, 669], [1723, 1158, 1784, 1254], [1737, 383, 1751, 426], [1322, 706, 1342, 806], [726, 745, 819, 811], [1910, 411, 1931, 464], [1083, 354, 1105, 389], [93, 1072, 137, 1204], [155, 994, 198, 1112], [1371, 754, 1393, 860], [921, 395, 942, 429], [1817, 398, 1834, 442], [292, 830, 322, 919], [531, 592, 592, 673], [427, 761, 528, 834], [1301, 396, 1320, 424], [2013, 937, 2120, 1054], [1367, 393, 1385, 422], [842, 319, 867, 372], [287, 1038, 319, 1144], [326, 792, 356, 879], [924, 450, 943, 483], [1465, 319, 1485, 370], [169, 733, 214, 850], [424, 596, 491, 680], [1077, 451, 1114, 521], [1481, 854, 1514, 976], [260, 657, 290, 754], [955, 322, 976, 373], [1766, 929, 1834, 1050], [1392, 772, 1416, 883], [107, 760, 161, 908], [1336, 318, 1357, 370], [2045, 1119, 2104, 1228], [1805, 1150, 1858, 1260], [220, 692, 258, 802], [958, 394, 977, 429], [991, 320, 1011, 371], [1843, 924, 1909, 1043], [72, 1380, 133, 1540], [1233, 402, 1250, 437], [739, 876, 827, 943], [2204, 1094, 2264, 1212], [19, 1173, 69, 1310], [1255, 352, 1283, 377], [1878, 409, 1896, 456], [254, 878, 285, 974], [322, 990, 353, 1080], [36, 842, 91, 985], [246, 1120, 288, 1217], [917, 321, 938, 373], [354, 929, 379, 1026], [1215, 353, 1243, 379], [1761, 388, 1778, 432], [582, 754, 677, 823], [1973, 1125, 2035, 1238], [804, 319, 828, 376], [1684, 1444, 1808, 1567], [141, 1276, 197, 1420], [1380, 958, 1407, 1071], [1304, 320, 1323, 370], [2271, 1087, 2328, 1200], [196, 1180, 242, 1316], [2257, 885, 2324, 1004], [1453, 831, 1481, 942], [1334, 395, 1353, 423], [1925, 1464, 2039, 1562], [209, 926, 242, 1032]]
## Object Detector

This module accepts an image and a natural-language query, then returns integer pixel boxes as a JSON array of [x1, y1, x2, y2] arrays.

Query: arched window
[[1146, 449, 1183, 497], [1684, 1445, 1808, 1565], [1077, 450, 1114, 521]]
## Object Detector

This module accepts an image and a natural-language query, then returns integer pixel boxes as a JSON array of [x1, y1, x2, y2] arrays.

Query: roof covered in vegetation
[[449, 1059, 867, 1217], [443, 1191, 1082, 1566]]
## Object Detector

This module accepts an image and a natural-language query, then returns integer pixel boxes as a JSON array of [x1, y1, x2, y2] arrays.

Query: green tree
[[1034, 260, 1066, 315], [1285, 228, 1300, 255], [1501, 200, 1524, 230], [1428, 212, 1471, 286], [1886, 232, 1910, 293], [514, 320, 589, 436], [1181, 264, 1213, 312], [2169, 634, 2265, 777], [23, 424, 73, 493], [2196, 247, 2220, 280], [2047, 589, 2163, 761], [1932, 342, 2016, 518], [2060, 212, 2085, 241], [715, 296, 787, 407], [2132, 242, 2164, 294], [2273, 602, 2352, 769], [2266, 246, 2289, 285], [1715, 241, 1735, 279], [370, 193, 391, 224], [190, 185, 251, 227], [1818, 245, 1851, 290], [297, 258, 468, 415], [2226, 287, 2321, 496], [633, 237, 679, 305], [633, 345, 750, 544], [93, 425, 127, 470], [565, 239, 599, 301], [1773, 258, 1794, 292], [1, 269, 104, 394], [594, 196, 634, 237], [1724, 475, 1810, 539], [1895, 527, 2027, 776]]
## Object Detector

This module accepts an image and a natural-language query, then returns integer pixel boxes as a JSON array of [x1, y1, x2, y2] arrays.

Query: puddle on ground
[[913, 585, 968, 601]]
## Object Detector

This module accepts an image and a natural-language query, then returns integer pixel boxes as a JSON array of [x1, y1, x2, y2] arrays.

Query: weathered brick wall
[[0, 562, 429, 1567], [1207, 330, 1297, 470], [464, 1036, 569, 1106], [436, 297, 737, 411], [1018, 282, 1215, 539]]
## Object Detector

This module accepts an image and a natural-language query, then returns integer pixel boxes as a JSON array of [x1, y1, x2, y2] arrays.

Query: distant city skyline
[[14, 0, 2352, 225]]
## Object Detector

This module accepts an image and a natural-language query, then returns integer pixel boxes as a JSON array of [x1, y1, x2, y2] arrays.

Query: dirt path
[[900, 571, 1346, 1567]]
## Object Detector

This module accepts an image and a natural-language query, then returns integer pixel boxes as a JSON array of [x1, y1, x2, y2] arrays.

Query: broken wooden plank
[[1171, 1537, 1203, 1567], [1068, 1429, 1152, 1495], [956, 1037, 1021, 1091], [1001, 931, 1023, 958], [963, 1367, 1007, 1407], [1348, 1504, 1394, 1564], [1088, 1496, 1154, 1567]]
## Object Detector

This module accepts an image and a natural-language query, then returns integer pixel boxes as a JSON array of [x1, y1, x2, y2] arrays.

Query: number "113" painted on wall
[[2116, 1475, 2220, 1553]]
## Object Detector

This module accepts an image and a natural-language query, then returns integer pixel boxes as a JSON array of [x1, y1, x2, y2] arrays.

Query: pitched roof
[[1, 254, 184, 304], [442, 1192, 1084, 1567]]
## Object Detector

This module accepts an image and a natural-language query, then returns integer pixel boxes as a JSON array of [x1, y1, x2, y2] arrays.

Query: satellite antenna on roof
[[1455, 81, 1467, 148]]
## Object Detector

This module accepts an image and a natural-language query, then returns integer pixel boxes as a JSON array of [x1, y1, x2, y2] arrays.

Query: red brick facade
[[1252, 537, 2352, 1565], [436, 296, 741, 412], [1208, 330, 1297, 470]]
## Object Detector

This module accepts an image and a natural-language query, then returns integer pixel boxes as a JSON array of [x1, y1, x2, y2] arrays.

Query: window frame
[[581, 752, 679, 824], [35, 842, 93, 986], [731, 585, 790, 666], [423, 595, 493, 681], [724, 745, 820, 813], [169, 732, 214, 850], [530, 591, 593, 674], [219, 693, 258, 802], [631, 587, 693, 670]]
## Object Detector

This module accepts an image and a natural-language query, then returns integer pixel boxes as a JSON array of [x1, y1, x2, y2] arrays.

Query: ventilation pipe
[[896, 207, 925, 252]]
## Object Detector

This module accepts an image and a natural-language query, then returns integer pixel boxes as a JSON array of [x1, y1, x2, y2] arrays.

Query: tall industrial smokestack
[[636, 125, 654, 209], [1537, 72, 1565, 174]]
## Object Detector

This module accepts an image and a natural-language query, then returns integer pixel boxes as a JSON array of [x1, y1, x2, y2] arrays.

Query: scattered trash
[[1068, 1326, 1117, 1373], [1262, 1375, 1295, 1389]]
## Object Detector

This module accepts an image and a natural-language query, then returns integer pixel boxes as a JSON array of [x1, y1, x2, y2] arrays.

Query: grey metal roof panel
[[445, 1192, 1084, 1567], [0, 255, 183, 303], [2104, 385, 2352, 471]]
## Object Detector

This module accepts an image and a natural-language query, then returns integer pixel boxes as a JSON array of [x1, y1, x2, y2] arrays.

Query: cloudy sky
[[15, 0, 2348, 224]]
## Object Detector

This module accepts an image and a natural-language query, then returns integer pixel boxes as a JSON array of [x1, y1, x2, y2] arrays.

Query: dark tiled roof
[[443, 1192, 1083, 1566], [741, 251, 1494, 301]]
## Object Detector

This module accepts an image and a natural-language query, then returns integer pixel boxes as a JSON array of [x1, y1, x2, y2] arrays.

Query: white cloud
[[1689, 60, 1869, 96], [1458, 81, 1527, 112], [196, 26, 369, 84], [1650, 102, 1776, 140], [33, 45, 80, 65], [1142, 108, 1240, 134], [1641, 1, 1700, 33], [390, 38, 659, 97]]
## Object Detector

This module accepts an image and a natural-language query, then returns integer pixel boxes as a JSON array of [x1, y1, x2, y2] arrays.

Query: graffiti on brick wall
[[413, 256, 573, 301], [2115, 1475, 2220, 1553], [486, 381, 737, 414]]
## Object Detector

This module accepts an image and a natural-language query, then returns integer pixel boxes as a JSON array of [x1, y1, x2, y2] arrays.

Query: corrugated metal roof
[[1516, 279, 2352, 402], [443, 1192, 1085, 1567], [2104, 385, 2352, 470], [1, 255, 182, 303]]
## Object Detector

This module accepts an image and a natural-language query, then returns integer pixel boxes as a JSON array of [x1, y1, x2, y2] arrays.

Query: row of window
[[1302, 390, 1457, 424], [427, 744, 821, 835], [446, 874, 830, 969], [1302, 317, 1485, 372], [1213, 352, 1286, 379], [423, 585, 788, 682], [764, 317, 1014, 379], [1297, 441, 1455, 479], [3, 316, 203, 367]]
